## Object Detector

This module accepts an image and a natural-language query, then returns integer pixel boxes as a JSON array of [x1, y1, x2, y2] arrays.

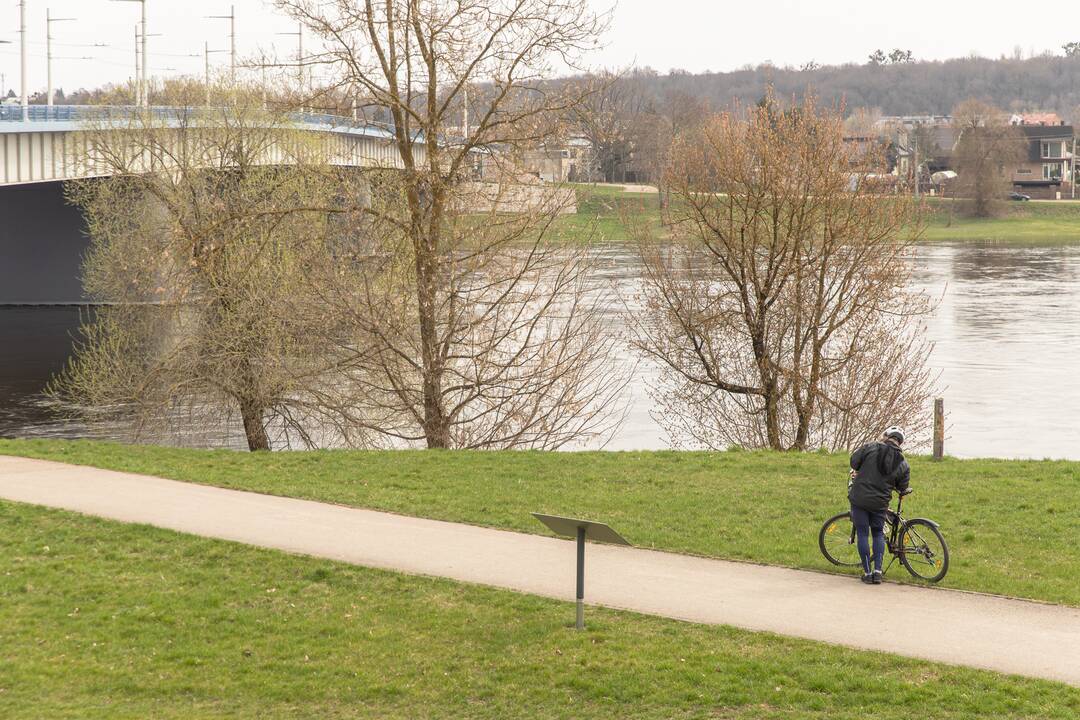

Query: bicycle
[[818, 490, 950, 582]]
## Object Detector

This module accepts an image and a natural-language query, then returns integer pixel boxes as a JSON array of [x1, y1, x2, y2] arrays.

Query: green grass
[[553, 184, 665, 243], [3, 499, 1079, 718], [555, 183, 1080, 244], [5, 439, 1080, 607], [923, 199, 1080, 242]]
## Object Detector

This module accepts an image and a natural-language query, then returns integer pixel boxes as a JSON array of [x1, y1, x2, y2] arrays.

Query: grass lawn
[[923, 199, 1080, 242], [3, 499, 1079, 719], [4, 440, 1080, 607], [553, 184, 664, 243], [559, 183, 1080, 244]]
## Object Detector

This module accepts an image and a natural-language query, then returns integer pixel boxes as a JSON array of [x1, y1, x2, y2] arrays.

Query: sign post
[[531, 513, 631, 630]]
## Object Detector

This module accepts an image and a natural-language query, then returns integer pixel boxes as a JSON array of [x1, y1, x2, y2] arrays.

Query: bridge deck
[[0, 105, 420, 187]]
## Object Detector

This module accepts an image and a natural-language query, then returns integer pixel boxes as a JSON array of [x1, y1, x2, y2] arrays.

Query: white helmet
[[883, 426, 906, 445]]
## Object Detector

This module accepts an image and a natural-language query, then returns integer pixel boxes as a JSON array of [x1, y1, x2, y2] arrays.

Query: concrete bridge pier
[[0, 181, 88, 305]]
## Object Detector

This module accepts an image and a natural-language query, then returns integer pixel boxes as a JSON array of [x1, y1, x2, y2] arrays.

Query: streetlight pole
[[204, 42, 227, 104], [275, 24, 304, 112], [47, 9, 77, 107], [133, 26, 162, 107], [141, 0, 146, 105], [134, 24, 139, 96], [206, 5, 236, 83], [0, 48, 10, 109], [114, 0, 148, 107], [20, 0, 28, 121]]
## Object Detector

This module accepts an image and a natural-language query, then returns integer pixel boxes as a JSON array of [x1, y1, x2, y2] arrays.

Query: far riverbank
[[564, 183, 1080, 244]]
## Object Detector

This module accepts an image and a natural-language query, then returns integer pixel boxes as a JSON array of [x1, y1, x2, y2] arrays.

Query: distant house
[[1008, 116, 1075, 199], [884, 112, 1078, 199], [885, 122, 959, 193], [522, 136, 600, 183], [841, 135, 880, 165]]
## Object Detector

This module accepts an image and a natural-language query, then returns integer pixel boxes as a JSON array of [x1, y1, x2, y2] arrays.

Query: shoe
[[861, 573, 874, 584], [872, 571, 883, 584]]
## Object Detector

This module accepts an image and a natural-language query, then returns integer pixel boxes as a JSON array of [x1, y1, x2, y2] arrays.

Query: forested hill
[[624, 54, 1080, 117]]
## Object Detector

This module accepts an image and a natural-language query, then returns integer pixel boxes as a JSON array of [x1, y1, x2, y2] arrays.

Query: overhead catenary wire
[[0, 5, 311, 100]]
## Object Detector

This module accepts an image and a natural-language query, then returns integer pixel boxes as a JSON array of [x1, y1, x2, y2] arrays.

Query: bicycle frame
[[823, 487, 947, 581], [848, 494, 918, 574]]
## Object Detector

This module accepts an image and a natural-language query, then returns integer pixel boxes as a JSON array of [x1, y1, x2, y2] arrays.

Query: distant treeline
[[29, 51, 1080, 121], [583, 54, 1080, 118]]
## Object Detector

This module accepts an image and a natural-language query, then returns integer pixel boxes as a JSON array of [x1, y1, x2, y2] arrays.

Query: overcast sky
[[0, 0, 1073, 97]]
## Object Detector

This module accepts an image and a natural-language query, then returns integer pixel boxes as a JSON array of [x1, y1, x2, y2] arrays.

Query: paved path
[[2, 455, 1080, 686]]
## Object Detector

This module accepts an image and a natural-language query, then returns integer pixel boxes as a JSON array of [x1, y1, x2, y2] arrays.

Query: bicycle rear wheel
[[899, 519, 950, 582], [819, 512, 861, 567]]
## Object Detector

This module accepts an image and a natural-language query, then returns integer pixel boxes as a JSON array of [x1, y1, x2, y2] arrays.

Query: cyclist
[[848, 426, 910, 584]]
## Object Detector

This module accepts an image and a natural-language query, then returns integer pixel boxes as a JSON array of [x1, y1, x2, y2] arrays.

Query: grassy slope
[[562, 183, 1080, 243], [923, 199, 1080, 242], [553, 184, 664, 243], [3, 500, 1079, 719], [4, 439, 1080, 606]]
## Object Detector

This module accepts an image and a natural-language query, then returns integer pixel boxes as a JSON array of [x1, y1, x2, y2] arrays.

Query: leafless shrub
[[633, 95, 938, 451], [276, 0, 628, 449], [52, 85, 358, 450]]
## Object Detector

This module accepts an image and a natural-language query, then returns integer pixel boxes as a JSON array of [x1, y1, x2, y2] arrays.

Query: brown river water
[[2, 240, 1079, 459]]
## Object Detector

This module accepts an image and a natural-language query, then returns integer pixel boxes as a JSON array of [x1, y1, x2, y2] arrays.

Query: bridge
[[0, 105, 429, 304], [0, 104, 421, 187]]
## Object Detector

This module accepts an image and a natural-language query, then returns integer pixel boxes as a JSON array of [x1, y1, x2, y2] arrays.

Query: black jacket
[[849, 441, 910, 511]]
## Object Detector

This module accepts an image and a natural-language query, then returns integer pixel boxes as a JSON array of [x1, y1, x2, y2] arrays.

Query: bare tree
[[952, 99, 1026, 217], [633, 96, 937, 451], [843, 106, 883, 136], [53, 85, 356, 450], [628, 89, 709, 207], [276, 0, 626, 449], [571, 69, 650, 183]]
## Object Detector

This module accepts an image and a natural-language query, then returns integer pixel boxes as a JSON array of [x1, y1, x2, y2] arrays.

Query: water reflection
[[909, 241, 1080, 459], [3, 240, 1080, 458], [0, 307, 83, 435]]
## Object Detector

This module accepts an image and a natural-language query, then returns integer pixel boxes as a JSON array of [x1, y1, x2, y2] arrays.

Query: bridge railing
[[0, 104, 403, 139]]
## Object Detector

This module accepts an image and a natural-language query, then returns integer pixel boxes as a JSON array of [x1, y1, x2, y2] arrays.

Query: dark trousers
[[850, 504, 886, 574]]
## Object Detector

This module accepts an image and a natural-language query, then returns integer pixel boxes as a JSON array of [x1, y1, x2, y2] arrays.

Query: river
[[2, 240, 1079, 459]]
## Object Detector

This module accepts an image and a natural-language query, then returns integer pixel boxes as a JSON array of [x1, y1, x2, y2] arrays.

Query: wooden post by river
[[933, 398, 945, 460]]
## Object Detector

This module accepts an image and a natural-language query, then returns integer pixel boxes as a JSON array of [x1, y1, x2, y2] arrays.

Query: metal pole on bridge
[[204, 42, 227, 105], [20, 0, 28, 121], [46, 9, 52, 108], [141, 0, 147, 106], [230, 5, 236, 83], [47, 10, 77, 108], [205, 5, 236, 83], [275, 24, 304, 113], [113, 0, 149, 107], [0, 57, 10, 114]]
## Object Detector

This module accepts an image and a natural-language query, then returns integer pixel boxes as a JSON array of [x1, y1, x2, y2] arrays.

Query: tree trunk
[[763, 385, 782, 450], [240, 400, 270, 451], [413, 186, 450, 449], [417, 265, 449, 448], [793, 407, 811, 451]]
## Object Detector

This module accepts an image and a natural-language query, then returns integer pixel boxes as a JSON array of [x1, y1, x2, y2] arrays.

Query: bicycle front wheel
[[899, 519, 950, 582], [819, 512, 861, 567]]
